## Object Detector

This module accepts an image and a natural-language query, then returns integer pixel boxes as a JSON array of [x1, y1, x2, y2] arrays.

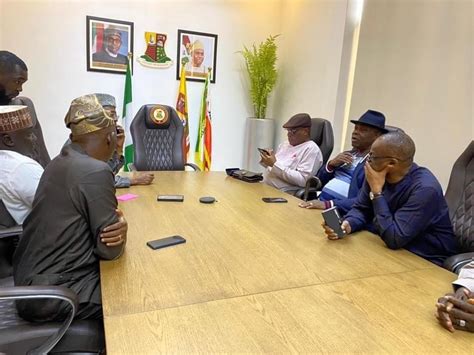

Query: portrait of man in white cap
[[92, 26, 128, 66], [184, 39, 209, 78]]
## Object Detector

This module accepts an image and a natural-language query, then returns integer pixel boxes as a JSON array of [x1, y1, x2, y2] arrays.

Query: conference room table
[[100, 171, 472, 353]]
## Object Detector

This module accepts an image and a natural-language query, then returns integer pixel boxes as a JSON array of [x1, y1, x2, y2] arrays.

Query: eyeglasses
[[367, 152, 398, 163], [286, 128, 302, 134]]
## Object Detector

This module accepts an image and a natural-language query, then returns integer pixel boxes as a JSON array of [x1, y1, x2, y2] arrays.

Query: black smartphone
[[262, 197, 288, 203], [157, 195, 184, 202], [147, 236, 186, 250], [321, 206, 345, 238], [257, 148, 270, 155]]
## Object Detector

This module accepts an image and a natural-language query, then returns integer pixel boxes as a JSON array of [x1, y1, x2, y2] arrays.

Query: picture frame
[[176, 29, 217, 83], [86, 16, 134, 75]]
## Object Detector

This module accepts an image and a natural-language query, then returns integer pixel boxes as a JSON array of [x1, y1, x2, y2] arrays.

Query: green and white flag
[[122, 56, 133, 171]]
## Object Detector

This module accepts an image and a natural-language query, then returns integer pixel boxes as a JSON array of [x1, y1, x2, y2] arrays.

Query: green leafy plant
[[240, 35, 279, 119]]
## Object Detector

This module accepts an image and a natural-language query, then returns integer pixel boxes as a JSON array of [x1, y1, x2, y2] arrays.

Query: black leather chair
[[294, 118, 334, 199], [0, 208, 104, 354], [0, 277, 105, 354], [443, 141, 474, 273], [0, 202, 21, 279], [130, 104, 199, 171], [310, 118, 334, 165]]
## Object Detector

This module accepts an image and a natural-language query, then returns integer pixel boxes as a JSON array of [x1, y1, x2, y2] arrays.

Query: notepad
[[117, 193, 138, 202]]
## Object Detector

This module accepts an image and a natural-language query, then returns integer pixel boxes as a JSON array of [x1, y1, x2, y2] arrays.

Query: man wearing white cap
[[184, 40, 208, 77], [0, 105, 43, 225]]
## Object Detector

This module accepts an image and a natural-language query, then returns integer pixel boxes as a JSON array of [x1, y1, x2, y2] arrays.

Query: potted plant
[[240, 35, 279, 171]]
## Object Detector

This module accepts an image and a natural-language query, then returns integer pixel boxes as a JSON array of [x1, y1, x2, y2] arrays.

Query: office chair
[[130, 104, 199, 171], [0, 202, 21, 279], [0, 280, 105, 354], [310, 118, 334, 165], [294, 118, 334, 200], [443, 141, 474, 274], [10, 96, 51, 169], [0, 207, 105, 353]]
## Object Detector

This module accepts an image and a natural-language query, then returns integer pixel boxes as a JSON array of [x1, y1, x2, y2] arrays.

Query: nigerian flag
[[122, 56, 133, 171]]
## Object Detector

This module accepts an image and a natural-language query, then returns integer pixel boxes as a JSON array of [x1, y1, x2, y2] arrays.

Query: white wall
[[0, 0, 281, 170], [347, 0, 473, 189], [272, 0, 348, 146]]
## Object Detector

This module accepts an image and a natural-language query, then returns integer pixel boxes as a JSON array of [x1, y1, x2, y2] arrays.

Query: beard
[[0, 89, 10, 105]]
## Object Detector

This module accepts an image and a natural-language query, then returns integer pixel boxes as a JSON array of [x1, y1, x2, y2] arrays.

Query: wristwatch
[[369, 191, 383, 200]]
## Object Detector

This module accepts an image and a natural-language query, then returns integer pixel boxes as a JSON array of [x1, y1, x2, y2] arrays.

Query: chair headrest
[[144, 104, 173, 129]]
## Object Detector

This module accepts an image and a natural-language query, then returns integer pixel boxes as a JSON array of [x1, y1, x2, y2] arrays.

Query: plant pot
[[243, 117, 275, 173]]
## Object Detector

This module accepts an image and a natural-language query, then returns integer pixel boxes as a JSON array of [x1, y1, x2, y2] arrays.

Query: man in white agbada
[[260, 113, 323, 193], [184, 40, 207, 77], [0, 105, 43, 225]]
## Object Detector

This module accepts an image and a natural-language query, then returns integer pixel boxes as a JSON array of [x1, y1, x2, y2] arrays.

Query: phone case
[[157, 195, 184, 202], [147, 236, 186, 250], [321, 207, 345, 238], [262, 197, 288, 203]]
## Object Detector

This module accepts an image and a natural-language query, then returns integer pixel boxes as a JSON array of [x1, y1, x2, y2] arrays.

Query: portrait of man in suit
[[87, 17, 134, 74]]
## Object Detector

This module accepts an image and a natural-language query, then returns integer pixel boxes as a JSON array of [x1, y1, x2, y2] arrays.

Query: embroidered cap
[[0, 105, 33, 133], [64, 94, 115, 136]]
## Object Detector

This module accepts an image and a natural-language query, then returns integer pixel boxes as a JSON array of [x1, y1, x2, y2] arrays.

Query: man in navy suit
[[299, 110, 387, 215]]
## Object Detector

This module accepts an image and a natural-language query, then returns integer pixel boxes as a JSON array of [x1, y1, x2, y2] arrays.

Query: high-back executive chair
[[310, 117, 334, 166], [443, 140, 474, 274], [294, 118, 334, 199], [130, 104, 199, 171]]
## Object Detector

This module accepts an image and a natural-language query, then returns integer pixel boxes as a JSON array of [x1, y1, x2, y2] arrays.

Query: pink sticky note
[[117, 193, 138, 202]]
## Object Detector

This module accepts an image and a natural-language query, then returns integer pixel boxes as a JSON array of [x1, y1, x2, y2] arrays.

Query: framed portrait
[[176, 29, 218, 83], [86, 16, 134, 75]]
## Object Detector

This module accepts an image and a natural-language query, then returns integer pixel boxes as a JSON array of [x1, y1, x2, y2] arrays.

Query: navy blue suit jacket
[[316, 157, 366, 215]]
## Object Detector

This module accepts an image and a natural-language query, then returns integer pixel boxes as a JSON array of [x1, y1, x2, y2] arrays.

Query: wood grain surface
[[104, 268, 470, 353], [101, 172, 464, 353]]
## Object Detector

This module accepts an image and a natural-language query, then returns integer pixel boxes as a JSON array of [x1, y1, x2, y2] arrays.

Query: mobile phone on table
[[257, 148, 270, 155], [262, 197, 288, 203], [321, 206, 345, 238], [147, 236, 186, 250], [157, 195, 184, 202]]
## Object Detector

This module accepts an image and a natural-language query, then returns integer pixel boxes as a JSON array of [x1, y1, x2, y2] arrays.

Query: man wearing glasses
[[260, 113, 323, 193], [299, 110, 387, 214], [322, 130, 459, 266]]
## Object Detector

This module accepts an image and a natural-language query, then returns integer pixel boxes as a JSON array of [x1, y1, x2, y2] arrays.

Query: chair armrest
[[0, 285, 78, 354], [294, 177, 322, 201], [185, 163, 201, 171], [0, 225, 22, 239], [443, 253, 474, 274]]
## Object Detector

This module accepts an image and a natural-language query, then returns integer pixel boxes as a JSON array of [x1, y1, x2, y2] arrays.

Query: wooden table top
[[104, 268, 472, 353], [101, 172, 468, 353]]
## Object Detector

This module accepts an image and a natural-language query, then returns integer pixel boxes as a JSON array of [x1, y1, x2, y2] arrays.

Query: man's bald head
[[376, 131, 416, 164]]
